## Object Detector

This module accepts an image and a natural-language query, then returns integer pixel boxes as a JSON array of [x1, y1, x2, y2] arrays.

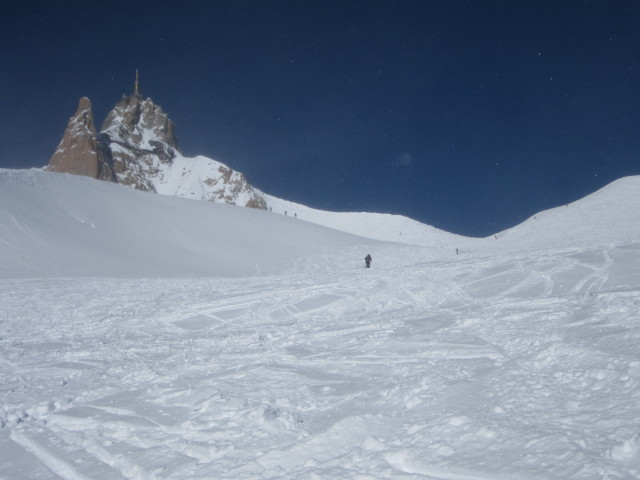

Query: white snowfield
[[1, 169, 640, 479]]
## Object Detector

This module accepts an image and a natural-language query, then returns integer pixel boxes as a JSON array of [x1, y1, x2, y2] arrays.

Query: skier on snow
[[365, 254, 372, 268]]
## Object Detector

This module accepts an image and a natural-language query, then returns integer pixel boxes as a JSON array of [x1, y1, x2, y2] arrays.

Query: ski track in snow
[[1, 243, 640, 479]]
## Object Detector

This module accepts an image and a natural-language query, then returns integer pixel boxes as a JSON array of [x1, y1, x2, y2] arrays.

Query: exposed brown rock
[[245, 197, 268, 209], [47, 97, 112, 180]]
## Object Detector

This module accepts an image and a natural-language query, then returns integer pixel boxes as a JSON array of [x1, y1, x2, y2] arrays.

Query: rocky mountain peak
[[101, 94, 179, 151], [99, 94, 180, 191], [46, 73, 267, 210], [46, 97, 113, 181]]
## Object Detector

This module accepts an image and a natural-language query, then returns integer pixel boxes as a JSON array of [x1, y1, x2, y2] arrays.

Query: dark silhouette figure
[[365, 254, 372, 268]]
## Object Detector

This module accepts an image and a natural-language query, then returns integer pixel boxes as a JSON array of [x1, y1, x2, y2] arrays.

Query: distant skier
[[365, 254, 372, 268]]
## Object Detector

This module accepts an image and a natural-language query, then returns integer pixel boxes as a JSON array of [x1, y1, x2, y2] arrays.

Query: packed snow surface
[[2, 169, 640, 479]]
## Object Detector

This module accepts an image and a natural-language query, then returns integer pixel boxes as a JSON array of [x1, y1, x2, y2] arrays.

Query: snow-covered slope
[[265, 175, 640, 251], [264, 193, 469, 247], [153, 154, 267, 208], [494, 176, 640, 249], [2, 170, 640, 479], [3, 169, 640, 279], [0, 169, 381, 278]]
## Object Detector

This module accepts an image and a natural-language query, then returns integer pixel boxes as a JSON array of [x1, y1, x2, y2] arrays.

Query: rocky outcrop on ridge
[[46, 79, 267, 210], [47, 97, 113, 181], [154, 155, 268, 210]]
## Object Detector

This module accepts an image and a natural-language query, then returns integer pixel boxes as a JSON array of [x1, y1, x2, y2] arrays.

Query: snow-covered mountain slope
[[264, 193, 469, 247], [2, 245, 639, 480], [265, 175, 640, 251], [0, 169, 382, 278], [3, 169, 640, 279], [2, 169, 640, 478], [493, 175, 640, 249], [152, 154, 267, 208]]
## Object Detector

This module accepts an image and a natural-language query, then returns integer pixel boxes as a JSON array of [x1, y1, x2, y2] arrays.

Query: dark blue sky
[[1, 1, 639, 237]]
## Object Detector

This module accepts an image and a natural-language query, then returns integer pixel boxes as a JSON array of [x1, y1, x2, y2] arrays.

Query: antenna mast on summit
[[134, 69, 140, 96]]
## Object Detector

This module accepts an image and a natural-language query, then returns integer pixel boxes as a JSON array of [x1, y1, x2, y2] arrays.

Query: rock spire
[[46, 97, 113, 180]]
